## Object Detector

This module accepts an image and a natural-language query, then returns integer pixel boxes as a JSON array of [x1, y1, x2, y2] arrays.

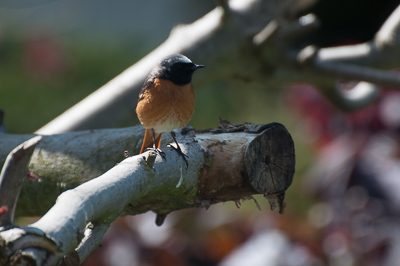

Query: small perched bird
[[136, 54, 204, 167]]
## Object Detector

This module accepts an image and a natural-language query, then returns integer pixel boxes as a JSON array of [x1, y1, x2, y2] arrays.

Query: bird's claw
[[145, 147, 166, 160], [168, 143, 189, 169]]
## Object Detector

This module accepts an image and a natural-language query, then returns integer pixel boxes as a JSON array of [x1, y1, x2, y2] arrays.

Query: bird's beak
[[193, 64, 205, 70]]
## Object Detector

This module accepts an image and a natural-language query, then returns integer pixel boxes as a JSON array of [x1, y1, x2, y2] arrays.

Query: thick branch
[[0, 126, 154, 216], [0, 122, 295, 265]]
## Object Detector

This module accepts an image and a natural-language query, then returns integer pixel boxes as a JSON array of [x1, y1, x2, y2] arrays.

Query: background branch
[[316, 4, 400, 69], [34, 1, 400, 135], [319, 82, 380, 111], [34, 0, 318, 135]]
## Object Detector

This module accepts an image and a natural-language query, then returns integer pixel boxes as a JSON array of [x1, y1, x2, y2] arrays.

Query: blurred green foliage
[[0, 37, 146, 133]]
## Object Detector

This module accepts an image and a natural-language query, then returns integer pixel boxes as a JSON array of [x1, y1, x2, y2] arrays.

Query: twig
[[314, 59, 400, 88], [295, 44, 399, 110], [0, 136, 42, 227], [375, 4, 400, 51], [296, 45, 400, 88], [64, 222, 110, 265]]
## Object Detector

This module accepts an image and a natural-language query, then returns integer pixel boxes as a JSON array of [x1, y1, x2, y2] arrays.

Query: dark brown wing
[[138, 75, 156, 102]]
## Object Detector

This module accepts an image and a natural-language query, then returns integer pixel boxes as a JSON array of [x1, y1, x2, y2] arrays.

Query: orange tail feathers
[[139, 128, 162, 154]]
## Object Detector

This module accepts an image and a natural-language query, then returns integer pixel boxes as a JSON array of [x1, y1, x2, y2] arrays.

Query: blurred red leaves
[[0, 206, 8, 218]]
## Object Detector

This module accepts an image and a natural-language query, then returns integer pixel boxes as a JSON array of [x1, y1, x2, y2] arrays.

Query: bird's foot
[[167, 143, 189, 169], [145, 147, 166, 160]]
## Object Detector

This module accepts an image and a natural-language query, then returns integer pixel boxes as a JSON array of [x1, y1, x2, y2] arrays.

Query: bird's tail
[[139, 128, 162, 154]]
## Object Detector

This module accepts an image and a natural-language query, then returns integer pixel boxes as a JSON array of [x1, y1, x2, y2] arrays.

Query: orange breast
[[136, 78, 195, 133]]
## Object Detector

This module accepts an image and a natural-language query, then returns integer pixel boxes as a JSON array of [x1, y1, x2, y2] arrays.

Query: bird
[[136, 54, 204, 167]]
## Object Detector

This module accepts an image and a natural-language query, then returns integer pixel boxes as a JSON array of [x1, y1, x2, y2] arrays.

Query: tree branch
[[318, 82, 380, 112], [0, 122, 295, 265], [71, 222, 109, 264], [1, 126, 146, 216], [316, 4, 400, 69], [0, 136, 42, 227]]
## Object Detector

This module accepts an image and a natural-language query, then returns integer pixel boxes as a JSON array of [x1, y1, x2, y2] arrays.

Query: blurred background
[[1, 0, 400, 265]]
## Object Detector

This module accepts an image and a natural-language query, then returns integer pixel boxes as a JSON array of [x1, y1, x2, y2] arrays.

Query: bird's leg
[[146, 128, 165, 159], [168, 131, 189, 169]]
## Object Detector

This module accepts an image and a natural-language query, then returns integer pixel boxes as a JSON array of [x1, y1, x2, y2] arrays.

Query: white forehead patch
[[164, 55, 192, 65], [177, 55, 192, 64]]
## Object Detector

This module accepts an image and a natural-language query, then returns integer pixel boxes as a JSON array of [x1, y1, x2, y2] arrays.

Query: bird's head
[[152, 54, 205, 85]]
